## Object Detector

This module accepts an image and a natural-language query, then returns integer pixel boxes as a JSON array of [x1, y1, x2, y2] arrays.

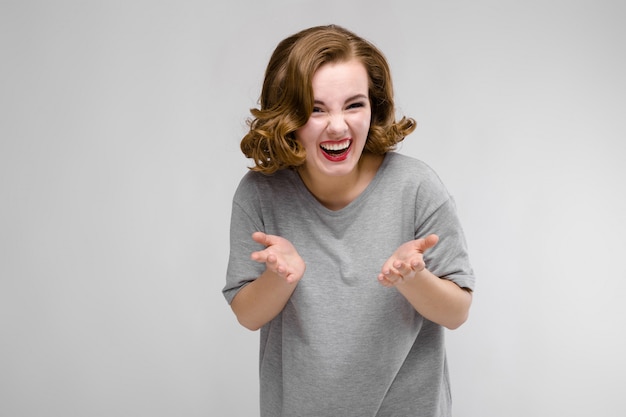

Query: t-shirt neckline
[[289, 152, 394, 216]]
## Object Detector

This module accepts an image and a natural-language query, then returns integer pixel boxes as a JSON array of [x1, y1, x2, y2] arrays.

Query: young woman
[[223, 24, 475, 417]]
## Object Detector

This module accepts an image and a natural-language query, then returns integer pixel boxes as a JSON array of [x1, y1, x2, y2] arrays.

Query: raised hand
[[378, 234, 439, 287], [251, 231, 306, 284]]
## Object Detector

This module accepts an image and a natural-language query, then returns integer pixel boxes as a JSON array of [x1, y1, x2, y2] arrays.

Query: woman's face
[[295, 59, 372, 179]]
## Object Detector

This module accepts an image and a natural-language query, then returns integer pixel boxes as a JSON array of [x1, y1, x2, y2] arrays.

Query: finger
[[422, 233, 439, 250], [393, 260, 410, 272], [382, 268, 402, 284], [377, 274, 395, 287], [251, 231, 270, 246], [285, 272, 299, 284], [380, 262, 393, 276], [277, 264, 300, 284], [250, 249, 277, 264], [410, 259, 426, 271], [250, 250, 265, 262]]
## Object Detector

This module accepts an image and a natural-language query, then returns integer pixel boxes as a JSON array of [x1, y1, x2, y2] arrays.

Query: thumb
[[421, 234, 439, 251], [251, 231, 271, 247]]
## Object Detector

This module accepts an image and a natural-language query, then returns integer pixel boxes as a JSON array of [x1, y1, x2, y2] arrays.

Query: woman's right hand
[[250, 232, 306, 284]]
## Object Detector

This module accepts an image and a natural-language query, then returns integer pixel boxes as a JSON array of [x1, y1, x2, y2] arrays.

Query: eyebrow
[[313, 94, 369, 105]]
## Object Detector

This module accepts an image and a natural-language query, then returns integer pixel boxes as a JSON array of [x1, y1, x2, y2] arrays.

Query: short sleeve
[[416, 196, 475, 291], [222, 176, 267, 304]]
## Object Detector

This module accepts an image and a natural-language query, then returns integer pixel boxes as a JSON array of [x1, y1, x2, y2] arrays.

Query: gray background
[[2, 0, 625, 416]]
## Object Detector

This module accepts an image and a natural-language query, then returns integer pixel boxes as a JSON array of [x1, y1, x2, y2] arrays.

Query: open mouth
[[320, 139, 352, 160]]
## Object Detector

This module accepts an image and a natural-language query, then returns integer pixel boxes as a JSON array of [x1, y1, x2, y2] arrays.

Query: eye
[[311, 106, 324, 113], [346, 101, 365, 110]]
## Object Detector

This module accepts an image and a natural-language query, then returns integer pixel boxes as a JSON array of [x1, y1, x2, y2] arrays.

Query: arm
[[378, 234, 473, 330], [230, 232, 306, 331]]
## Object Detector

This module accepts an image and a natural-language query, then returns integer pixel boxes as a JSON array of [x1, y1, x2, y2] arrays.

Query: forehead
[[311, 59, 369, 97]]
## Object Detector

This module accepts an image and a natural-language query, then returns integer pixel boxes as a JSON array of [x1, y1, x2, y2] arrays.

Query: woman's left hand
[[377, 234, 439, 287]]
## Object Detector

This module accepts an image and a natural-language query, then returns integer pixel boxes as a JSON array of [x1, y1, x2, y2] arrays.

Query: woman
[[223, 24, 475, 417]]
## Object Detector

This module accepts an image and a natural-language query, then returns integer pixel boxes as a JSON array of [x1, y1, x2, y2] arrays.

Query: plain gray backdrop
[[2, 0, 625, 416]]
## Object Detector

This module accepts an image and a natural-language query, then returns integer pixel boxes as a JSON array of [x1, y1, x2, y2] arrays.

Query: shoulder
[[377, 152, 453, 217], [383, 152, 447, 189], [233, 168, 297, 203], [236, 168, 293, 188]]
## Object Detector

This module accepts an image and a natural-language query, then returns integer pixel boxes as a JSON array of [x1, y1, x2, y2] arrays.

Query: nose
[[327, 112, 348, 136]]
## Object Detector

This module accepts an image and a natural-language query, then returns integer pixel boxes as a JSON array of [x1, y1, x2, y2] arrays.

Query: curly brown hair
[[240, 24, 416, 174]]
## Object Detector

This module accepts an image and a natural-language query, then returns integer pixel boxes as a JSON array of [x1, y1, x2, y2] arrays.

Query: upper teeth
[[321, 140, 350, 151]]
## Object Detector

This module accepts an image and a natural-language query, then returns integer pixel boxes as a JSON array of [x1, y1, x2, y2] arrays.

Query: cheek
[[295, 120, 323, 144], [351, 113, 372, 134]]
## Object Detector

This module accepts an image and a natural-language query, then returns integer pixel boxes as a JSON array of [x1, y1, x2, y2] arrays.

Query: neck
[[297, 153, 384, 211]]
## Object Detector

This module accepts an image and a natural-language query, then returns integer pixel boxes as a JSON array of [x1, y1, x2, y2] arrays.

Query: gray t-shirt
[[223, 152, 475, 417]]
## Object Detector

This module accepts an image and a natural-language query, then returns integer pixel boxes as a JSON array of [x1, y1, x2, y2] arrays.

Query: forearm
[[230, 269, 298, 331], [395, 269, 472, 330]]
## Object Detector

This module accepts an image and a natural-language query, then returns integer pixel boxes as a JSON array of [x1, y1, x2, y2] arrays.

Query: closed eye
[[346, 101, 366, 110]]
